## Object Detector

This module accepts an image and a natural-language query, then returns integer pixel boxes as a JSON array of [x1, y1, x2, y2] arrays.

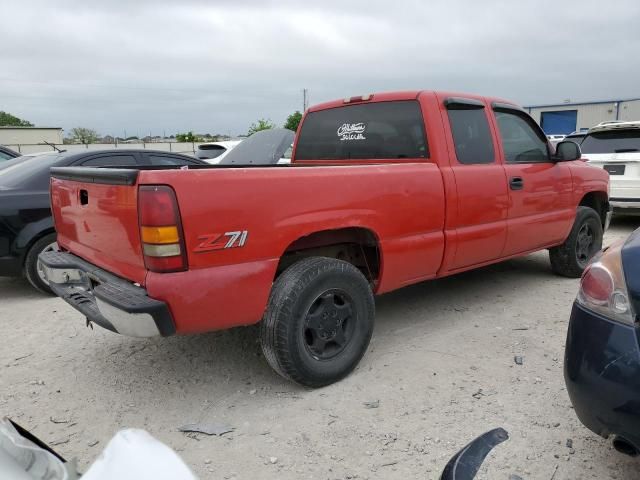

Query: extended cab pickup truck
[[41, 91, 610, 387]]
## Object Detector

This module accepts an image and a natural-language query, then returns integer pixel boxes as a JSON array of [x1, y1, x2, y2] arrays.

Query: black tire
[[549, 206, 603, 278], [260, 257, 375, 388], [24, 233, 58, 295]]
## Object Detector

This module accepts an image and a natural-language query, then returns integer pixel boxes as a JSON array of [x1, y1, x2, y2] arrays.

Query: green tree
[[176, 131, 197, 142], [0, 111, 34, 127], [247, 118, 275, 136], [284, 111, 302, 132], [69, 127, 99, 144]]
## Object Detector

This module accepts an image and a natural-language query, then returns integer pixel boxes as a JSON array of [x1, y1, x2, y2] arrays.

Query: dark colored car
[[0, 149, 205, 294], [565, 228, 640, 456], [0, 145, 20, 162]]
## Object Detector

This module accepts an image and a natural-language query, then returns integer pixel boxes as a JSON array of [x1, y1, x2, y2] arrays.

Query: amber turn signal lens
[[141, 226, 180, 244]]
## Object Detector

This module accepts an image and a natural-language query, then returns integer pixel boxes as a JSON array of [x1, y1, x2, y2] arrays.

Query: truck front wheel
[[549, 206, 603, 278], [260, 257, 375, 388]]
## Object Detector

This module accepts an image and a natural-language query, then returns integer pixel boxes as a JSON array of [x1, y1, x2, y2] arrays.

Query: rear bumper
[[610, 197, 640, 210], [39, 251, 175, 337], [564, 302, 640, 447]]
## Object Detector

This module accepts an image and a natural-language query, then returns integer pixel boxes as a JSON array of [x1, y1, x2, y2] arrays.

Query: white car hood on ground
[[0, 419, 197, 480]]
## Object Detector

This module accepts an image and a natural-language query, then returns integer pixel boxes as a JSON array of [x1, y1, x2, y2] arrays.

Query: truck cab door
[[440, 96, 509, 270], [491, 104, 574, 256]]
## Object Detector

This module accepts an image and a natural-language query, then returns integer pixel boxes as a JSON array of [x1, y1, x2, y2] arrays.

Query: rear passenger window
[[81, 155, 137, 166], [495, 111, 549, 163], [294, 101, 428, 161], [447, 108, 495, 164]]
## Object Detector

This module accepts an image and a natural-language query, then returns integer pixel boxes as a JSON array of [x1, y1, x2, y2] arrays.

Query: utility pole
[[303, 88, 308, 111]]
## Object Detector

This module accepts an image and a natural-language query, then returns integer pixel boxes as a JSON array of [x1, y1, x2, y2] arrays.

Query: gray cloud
[[1, 0, 639, 136]]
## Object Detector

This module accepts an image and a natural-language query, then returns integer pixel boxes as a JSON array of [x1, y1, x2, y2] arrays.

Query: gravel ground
[[1, 218, 639, 479]]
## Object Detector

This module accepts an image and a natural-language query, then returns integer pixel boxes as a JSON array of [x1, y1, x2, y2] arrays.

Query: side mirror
[[554, 140, 581, 162]]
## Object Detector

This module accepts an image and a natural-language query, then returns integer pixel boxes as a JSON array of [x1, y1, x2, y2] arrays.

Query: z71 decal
[[194, 230, 248, 252]]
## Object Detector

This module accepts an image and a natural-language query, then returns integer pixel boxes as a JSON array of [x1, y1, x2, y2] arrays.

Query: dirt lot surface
[[1, 218, 639, 479]]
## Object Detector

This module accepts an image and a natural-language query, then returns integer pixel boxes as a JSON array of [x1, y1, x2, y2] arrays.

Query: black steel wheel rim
[[576, 223, 595, 266], [302, 289, 356, 360]]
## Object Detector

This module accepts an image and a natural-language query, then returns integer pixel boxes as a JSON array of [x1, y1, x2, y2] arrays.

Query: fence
[[5, 142, 207, 156]]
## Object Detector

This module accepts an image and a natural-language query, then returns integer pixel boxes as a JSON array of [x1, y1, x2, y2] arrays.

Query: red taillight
[[576, 241, 635, 325], [138, 185, 187, 273], [580, 265, 613, 305]]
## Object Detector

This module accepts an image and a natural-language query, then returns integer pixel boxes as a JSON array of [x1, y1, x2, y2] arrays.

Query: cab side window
[[446, 103, 495, 165], [494, 111, 549, 163]]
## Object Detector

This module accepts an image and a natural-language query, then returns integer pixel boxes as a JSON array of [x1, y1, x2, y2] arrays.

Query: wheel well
[[277, 228, 381, 285], [579, 192, 609, 228]]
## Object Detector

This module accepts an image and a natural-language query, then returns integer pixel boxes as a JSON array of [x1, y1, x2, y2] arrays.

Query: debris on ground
[[269, 456, 278, 464], [363, 400, 380, 409], [49, 416, 70, 424], [566, 438, 573, 448], [514, 355, 524, 365], [178, 423, 234, 436]]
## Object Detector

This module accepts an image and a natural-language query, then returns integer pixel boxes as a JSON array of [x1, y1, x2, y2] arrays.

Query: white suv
[[582, 121, 640, 213]]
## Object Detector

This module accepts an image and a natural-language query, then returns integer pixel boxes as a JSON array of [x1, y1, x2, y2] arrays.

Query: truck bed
[[50, 163, 446, 332]]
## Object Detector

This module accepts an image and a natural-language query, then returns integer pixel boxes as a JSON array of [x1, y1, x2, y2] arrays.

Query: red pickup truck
[[41, 91, 610, 387]]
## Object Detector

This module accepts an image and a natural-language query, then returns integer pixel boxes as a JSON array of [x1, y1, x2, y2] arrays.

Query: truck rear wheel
[[260, 257, 375, 388], [549, 206, 603, 278]]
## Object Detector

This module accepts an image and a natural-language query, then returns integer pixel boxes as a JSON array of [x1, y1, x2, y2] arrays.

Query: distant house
[[0, 127, 63, 146]]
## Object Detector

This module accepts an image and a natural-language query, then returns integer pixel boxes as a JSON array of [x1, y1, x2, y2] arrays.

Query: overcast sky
[[1, 0, 639, 137]]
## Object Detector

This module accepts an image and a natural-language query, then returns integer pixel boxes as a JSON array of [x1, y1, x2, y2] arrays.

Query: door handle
[[509, 177, 524, 190]]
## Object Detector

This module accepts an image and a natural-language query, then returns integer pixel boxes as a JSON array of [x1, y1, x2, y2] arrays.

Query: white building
[[0, 127, 63, 146], [525, 98, 640, 135]]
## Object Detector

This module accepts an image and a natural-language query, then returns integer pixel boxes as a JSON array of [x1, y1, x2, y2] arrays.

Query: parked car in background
[[0, 150, 206, 294], [581, 121, 640, 214], [41, 90, 609, 387], [564, 130, 587, 145], [546, 134, 566, 148], [0, 145, 20, 162], [565, 227, 640, 457], [217, 128, 294, 165], [595, 120, 627, 127], [195, 140, 242, 163]]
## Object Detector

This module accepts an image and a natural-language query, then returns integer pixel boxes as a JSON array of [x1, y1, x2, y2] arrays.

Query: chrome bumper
[[39, 251, 175, 337]]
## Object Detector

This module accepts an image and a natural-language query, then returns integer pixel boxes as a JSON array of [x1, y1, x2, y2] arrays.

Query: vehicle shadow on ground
[[78, 252, 561, 397], [609, 215, 639, 230], [0, 277, 46, 300]]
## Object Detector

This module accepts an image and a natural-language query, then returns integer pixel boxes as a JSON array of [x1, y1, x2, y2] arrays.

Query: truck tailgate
[[50, 169, 147, 285]]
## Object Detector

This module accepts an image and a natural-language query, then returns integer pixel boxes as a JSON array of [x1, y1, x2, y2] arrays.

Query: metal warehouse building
[[0, 127, 63, 147], [525, 98, 640, 135]]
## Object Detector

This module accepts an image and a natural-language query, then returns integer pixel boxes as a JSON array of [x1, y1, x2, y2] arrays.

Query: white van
[[582, 121, 640, 213]]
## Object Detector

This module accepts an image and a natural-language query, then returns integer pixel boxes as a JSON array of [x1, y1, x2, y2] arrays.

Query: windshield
[[219, 128, 294, 165], [0, 153, 63, 190], [581, 129, 640, 154]]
